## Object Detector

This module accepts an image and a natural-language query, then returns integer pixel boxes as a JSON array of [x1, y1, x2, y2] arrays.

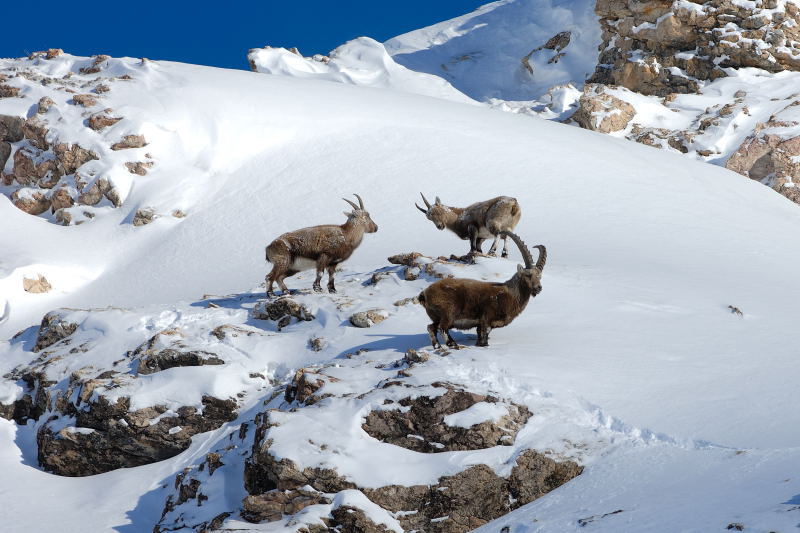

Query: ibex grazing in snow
[[265, 194, 378, 296], [415, 194, 521, 258], [418, 232, 546, 348]]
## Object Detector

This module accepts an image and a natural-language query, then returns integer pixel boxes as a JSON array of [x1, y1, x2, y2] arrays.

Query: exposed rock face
[[87, 109, 121, 130], [363, 386, 531, 453], [124, 161, 153, 175], [572, 84, 636, 133], [591, 0, 800, 96], [242, 489, 332, 523], [726, 99, 800, 203], [349, 308, 388, 328], [71, 94, 98, 107], [38, 394, 238, 476], [33, 310, 79, 351], [0, 114, 25, 141], [53, 143, 99, 175], [11, 189, 50, 215]]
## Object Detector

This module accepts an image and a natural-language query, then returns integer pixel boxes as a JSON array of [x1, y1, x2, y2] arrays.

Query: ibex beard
[[265, 194, 378, 296], [418, 232, 546, 348]]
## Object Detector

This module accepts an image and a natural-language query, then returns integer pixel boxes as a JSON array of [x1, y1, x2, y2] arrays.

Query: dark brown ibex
[[265, 194, 378, 296], [415, 194, 521, 258], [418, 232, 545, 348]]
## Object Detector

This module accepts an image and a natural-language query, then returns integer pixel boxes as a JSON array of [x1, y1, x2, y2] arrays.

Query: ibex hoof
[[501, 252, 509, 258], [312, 285, 323, 293], [328, 286, 337, 294], [487, 252, 497, 257]]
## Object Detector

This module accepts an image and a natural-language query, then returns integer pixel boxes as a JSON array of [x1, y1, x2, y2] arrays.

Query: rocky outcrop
[[572, 84, 636, 133], [33, 310, 79, 352], [591, 0, 800, 96], [363, 386, 531, 453], [38, 394, 238, 476], [726, 99, 800, 203], [131, 329, 225, 375], [111, 134, 147, 150]]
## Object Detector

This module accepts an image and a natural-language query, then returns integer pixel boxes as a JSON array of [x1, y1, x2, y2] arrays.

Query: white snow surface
[[0, 50, 799, 533]]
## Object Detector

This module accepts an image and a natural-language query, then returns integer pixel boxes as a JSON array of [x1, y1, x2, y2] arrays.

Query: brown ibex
[[265, 194, 378, 296], [418, 231, 545, 348], [415, 194, 521, 258]]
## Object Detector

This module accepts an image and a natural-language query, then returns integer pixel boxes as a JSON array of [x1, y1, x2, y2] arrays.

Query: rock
[[131, 330, 225, 375], [53, 143, 99, 174], [71, 94, 98, 107], [11, 189, 50, 215], [79, 54, 110, 74], [45, 48, 63, 59], [402, 348, 429, 366], [572, 85, 635, 133], [591, 0, 800, 95], [22, 118, 49, 149], [23, 275, 52, 294], [171, 209, 186, 218], [284, 369, 326, 405], [252, 297, 315, 330], [77, 177, 117, 206], [0, 141, 10, 170], [87, 109, 121, 130], [362, 386, 531, 453], [49, 187, 74, 211], [132, 207, 157, 226], [94, 84, 110, 94], [33, 310, 79, 352], [124, 161, 153, 175], [388, 252, 422, 266], [349, 309, 388, 328], [37, 96, 55, 114], [242, 489, 331, 523], [54, 208, 73, 226], [38, 394, 238, 476], [0, 114, 25, 141], [111, 134, 147, 150], [0, 85, 21, 98], [329, 506, 393, 533]]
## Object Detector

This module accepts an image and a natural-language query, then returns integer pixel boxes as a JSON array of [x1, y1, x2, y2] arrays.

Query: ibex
[[418, 231, 545, 348], [415, 194, 521, 258], [265, 194, 378, 296]]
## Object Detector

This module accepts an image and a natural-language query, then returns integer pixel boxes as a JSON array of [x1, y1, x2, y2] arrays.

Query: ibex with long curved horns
[[415, 194, 521, 258], [418, 231, 546, 348], [265, 194, 378, 296]]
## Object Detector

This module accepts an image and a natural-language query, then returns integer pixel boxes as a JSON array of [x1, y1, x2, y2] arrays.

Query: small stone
[[94, 84, 110, 94], [23, 275, 52, 294], [171, 209, 186, 218], [133, 208, 157, 226], [0, 114, 25, 142], [87, 110, 121, 130], [37, 97, 55, 114], [72, 94, 98, 107], [349, 309, 388, 328], [124, 161, 153, 175], [111, 134, 147, 150], [0, 85, 21, 98], [45, 48, 63, 59]]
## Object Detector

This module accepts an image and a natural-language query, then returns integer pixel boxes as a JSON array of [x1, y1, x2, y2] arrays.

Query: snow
[[1, 35, 800, 533], [443, 401, 510, 428]]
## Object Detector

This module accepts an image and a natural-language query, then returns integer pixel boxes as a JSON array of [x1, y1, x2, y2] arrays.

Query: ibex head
[[415, 193, 450, 230], [343, 194, 378, 233], [502, 231, 546, 296]]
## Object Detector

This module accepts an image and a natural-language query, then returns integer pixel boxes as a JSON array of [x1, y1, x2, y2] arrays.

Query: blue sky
[[1, 1, 488, 70]]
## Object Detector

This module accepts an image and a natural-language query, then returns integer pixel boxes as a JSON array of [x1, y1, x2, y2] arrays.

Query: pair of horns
[[415, 192, 441, 213], [342, 194, 365, 211], [500, 231, 546, 272]]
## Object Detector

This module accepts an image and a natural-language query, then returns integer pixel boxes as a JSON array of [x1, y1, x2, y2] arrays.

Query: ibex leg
[[326, 264, 337, 293], [501, 234, 510, 258], [477, 323, 491, 347], [427, 323, 441, 349], [313, 256, 328, 292], [487, 234, 500, 256]]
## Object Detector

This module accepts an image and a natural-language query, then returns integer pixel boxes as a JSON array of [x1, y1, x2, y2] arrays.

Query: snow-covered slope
[[1, 52, 800, 532]]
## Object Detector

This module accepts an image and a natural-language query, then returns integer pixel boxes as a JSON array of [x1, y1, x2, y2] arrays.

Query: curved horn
[[343, 197, 359, 210], [500, 231, 534, 269], [415, 202, 427, 214], [533, 244, 547, 272], [420, 192, 431, 209], [354, 193, 364, 209]]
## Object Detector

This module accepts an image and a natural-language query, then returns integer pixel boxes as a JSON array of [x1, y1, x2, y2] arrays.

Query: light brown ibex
[[418, 231, 545, 348], [265, 194, 378, 296], [415, 194, 521, 258]]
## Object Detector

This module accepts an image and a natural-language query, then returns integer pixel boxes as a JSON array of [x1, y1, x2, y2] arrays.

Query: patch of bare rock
[[252, 296, 315, 330]]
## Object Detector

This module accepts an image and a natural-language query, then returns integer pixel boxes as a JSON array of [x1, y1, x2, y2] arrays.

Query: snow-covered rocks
[[252, 297, 315, 330], [348, 308, 388, 328], [572, 84, 636, 133]]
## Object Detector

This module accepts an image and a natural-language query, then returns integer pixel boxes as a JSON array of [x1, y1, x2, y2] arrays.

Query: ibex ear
[[435, 196, 442, 205], [517, 264, 524, 273], [343, 211, 352, 217]]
